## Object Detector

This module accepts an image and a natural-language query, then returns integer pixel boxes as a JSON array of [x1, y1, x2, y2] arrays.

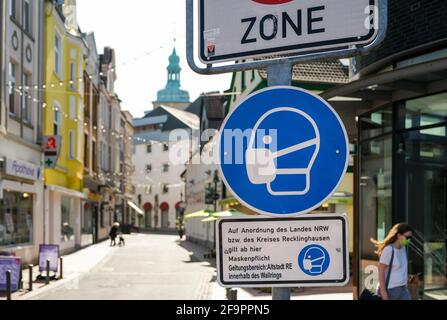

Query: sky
[[77, 0, 232, 118]]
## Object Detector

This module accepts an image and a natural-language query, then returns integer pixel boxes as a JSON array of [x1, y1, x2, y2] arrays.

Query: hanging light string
[[7, 35, 186, 92]]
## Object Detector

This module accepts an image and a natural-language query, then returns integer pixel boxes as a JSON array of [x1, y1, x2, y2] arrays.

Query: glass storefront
[[359, 92, 447, 300], [81, 203, 94, 246], [61, 197, 76, 242], [0, 191, 33, 246]]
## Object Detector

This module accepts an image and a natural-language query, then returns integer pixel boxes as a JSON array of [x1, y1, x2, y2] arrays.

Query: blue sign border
[[218, 86, 349, 216]]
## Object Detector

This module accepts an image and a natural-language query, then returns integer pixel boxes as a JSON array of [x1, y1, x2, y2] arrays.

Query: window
[[23, 73, 31, 122], [70, 63, 75, 90], [108, 146, 112, 171], [8, 0, 16, 19], [145, 164, 152, 173], [69, 130, 75, 159], [61, 197, 75, 242], [162, 184, 169, 194], [146, 144, 152, 153], [145, 185, 152, 195], [163, 143, 169, 152], [108, 106, 112, 129], [0, 192, 33, 246], [53, 104, 61, 135], [70, 96, 76, 119], [78, 101, 83, 160], [162, 163, 169, 173], [54, 33, 62, 79], [23, 0, 31, 34], [8, 62, 16, 115]]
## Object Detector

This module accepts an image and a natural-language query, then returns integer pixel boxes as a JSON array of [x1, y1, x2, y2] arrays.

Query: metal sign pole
[[267, 62, 292, 301]]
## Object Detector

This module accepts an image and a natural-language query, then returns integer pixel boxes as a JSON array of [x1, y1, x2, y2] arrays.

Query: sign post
[[267, 62, 292, 300]]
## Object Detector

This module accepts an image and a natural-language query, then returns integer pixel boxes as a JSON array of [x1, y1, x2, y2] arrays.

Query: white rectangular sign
[[217, 214, 349, 288], [5, 158, 40, 181], [199, 0, 379, 63]]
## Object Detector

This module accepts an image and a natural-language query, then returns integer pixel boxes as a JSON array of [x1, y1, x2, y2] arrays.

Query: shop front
[[46, 185, 86, 255], [357, 92, 447, 300], [0, 158, 43, 265]]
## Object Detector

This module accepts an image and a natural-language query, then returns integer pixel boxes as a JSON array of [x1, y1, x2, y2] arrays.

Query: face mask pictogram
[[245, 107, 320, 196], [301, 246, 327, 275]]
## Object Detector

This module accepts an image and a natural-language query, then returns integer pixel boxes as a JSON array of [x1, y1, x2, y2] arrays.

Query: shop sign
[[38, 244, 59, 273], [0, 256, 21, 292], [4, 158, 40, 181], [43, 136, 62, 169]]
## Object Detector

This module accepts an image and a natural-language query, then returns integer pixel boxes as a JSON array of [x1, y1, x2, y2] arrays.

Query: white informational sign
[[5, 158, 40, 181], [217, 214, 349, 288], [199, 0, 380, 63]]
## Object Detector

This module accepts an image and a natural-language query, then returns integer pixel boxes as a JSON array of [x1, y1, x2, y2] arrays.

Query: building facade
[[0, 0, 45, 265], [133, 106, 198, 232], [322, 0, 447, 300], [42, 1, 87, 255], [119, 110, 136, 227], [81, 31, 101, 247]]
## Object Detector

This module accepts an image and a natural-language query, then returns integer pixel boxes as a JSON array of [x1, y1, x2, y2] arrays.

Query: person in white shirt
[[371, 223, 413, 300]]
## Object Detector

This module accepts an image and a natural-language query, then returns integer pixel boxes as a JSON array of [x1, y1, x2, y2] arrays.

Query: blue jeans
[[387, 286, 411, 300]]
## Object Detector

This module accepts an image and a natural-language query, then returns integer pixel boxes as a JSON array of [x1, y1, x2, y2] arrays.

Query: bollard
[[45, 259, 50, 285], [59, 257, 63, 279], [28, 264, 33, 291], [226, 288, 238, 300], [6, 270, 11, 300]]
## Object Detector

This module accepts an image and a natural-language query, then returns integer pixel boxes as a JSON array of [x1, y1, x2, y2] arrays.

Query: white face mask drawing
[[245, 107, 320, 196], [303, 247, 326, 274]]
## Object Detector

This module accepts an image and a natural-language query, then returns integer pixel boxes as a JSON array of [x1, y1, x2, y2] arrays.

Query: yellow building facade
[[42, 2, 87, 253]]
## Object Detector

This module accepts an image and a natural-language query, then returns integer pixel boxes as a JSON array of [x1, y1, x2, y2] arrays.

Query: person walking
[[370, 223, 413, 300], [109, 222, 120, 246]]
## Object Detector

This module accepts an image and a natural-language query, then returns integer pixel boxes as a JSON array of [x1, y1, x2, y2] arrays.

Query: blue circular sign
[[298, 244, 330, 276], [219, 86, 348, 216]]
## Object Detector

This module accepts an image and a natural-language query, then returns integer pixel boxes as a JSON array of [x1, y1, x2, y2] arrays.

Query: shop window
[[359, 106, 393, 140], [0, 192, 33, 246], [61, 197, 75, 242], [399, 93, 447, 130], [358, 135, 393, 293]]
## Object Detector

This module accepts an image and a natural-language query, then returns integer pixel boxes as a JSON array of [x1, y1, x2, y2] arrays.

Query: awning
[[127, 201, 144, 215]]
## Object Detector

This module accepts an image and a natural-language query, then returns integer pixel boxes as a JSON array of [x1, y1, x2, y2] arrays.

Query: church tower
[[153, 48, 191, 110]]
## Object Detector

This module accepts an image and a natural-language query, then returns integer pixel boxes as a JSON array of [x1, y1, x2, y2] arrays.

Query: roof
[[134, 105, 199, 132], [161, 106, 199, 130], [258, 60, 349, 84]]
